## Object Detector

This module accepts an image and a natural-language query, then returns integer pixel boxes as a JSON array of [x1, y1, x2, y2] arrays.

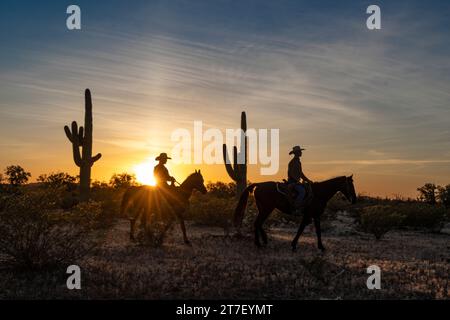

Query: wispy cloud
[[0, 1, 449, 196]]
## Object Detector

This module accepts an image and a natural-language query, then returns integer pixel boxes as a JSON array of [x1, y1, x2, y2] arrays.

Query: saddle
[[276, 180, 313, 210]]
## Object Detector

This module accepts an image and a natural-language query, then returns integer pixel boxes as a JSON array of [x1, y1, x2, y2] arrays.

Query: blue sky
[[0, 0, 449, 196]]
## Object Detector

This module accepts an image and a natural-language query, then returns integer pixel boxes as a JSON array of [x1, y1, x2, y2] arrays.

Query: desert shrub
[[360, 205, 405, 240], [320, 194, 348, 223], [61, 191, 79, 210], [136, 218, 172, 248], [206, 182, 236, 198], [0, 191, 97, 270], [109, 173, 137, 189], [37, 172, 77, 190], [326, 193, 351, 213], [394, 203, 447, 229], [187, 194, 234, 235], [90, 184, 122, 224], [92, 180, 109, 188], [37, 172, 79, 210], [65, 200, 104, 230]]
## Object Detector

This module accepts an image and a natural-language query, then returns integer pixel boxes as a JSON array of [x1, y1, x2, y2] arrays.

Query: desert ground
[[1, 210, 449, 300]]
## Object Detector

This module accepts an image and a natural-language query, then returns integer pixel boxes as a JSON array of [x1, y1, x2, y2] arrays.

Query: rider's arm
[[301, 173, 312, 183], [299, 162, 312, 183]]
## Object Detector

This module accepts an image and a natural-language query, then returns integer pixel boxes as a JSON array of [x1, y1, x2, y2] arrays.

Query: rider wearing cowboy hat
[[154, 153, 176, 187], [288, 146, 312, 214]]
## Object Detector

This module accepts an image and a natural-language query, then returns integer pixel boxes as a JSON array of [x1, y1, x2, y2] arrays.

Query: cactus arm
[[78, 126, 84, 145], [223, 144, 237, 181], [64, 122, 83, 167], [90, 153, 102, 164], [64, 125, 73, 142]]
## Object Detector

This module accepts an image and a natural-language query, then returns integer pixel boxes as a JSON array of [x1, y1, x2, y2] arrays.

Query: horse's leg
[[178, 213, 191, 245], [139, 207, 147, 231], [314, 217, 325, 252], [257, 205, 271, 246], [291, 213, 312, 252], [252, 212, 262, 248], [253, 200, 268, 247], [260, 226, 268, 246], [130, 218, 136, 241]]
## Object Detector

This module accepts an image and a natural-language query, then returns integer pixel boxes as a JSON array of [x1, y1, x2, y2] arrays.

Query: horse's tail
[[234, 184, 257, 228]]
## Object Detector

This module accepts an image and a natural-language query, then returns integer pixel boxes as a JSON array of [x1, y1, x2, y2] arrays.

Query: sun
[[133, 161, 157, 186]]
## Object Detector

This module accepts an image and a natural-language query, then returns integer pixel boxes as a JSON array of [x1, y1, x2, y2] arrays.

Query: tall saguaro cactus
[[223, 111, 247, 197], [64, 89, 101, 202]]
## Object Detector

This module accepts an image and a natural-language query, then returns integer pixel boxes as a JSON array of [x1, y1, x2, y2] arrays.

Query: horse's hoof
[[184, 240, 192, 246], [291, 242, 298, 252]]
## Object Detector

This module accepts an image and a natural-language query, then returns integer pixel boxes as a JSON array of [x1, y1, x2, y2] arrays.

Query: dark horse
[[120, 170, 207, 244], [234, 176, 357, 251]]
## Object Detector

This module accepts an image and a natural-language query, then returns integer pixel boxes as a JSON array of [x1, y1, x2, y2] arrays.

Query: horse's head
[[342, 175, 357, 204], [186, 170, 207, 194]]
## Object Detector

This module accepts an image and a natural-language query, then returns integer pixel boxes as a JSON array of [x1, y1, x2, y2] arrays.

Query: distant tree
[[437, 184, 450, 208], [0, 173, 4, 184], [4, 165, 31, 186], [109, 173, 137, 189], [417, 183, 438, 205], [37, 172, 77, 190]]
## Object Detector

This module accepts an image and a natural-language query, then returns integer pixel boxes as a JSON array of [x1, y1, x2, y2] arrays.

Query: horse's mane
[[180, 171, 201, 187], [184, 172, 200, 181]]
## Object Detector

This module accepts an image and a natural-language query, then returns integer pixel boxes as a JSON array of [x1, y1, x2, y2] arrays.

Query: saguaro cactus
[[223, 111, 247, 197], [64, 89, 101, 202]]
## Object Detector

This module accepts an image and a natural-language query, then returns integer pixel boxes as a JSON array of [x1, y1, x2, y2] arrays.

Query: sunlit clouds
[[0, 1, 449, 197]]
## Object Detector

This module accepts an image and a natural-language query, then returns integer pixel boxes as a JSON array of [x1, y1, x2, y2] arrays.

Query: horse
[[234, 176, 357, 251], [120, 170, 207, 245]]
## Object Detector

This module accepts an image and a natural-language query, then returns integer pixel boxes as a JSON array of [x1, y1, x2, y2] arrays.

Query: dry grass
[[1, 187, 448, 299], [1, 218, 448, 299]]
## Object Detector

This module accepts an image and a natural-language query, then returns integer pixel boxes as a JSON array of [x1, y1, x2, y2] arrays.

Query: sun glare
[[134, 161, 157, 186]]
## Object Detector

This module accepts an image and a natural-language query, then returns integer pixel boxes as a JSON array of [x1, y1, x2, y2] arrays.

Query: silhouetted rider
[[154, 153, 176, 188], [288, 146, 312, 215]]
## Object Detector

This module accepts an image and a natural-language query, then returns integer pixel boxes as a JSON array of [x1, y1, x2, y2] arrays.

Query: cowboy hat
[[155, 153, 171, 161], [289, 145, 305, 155]]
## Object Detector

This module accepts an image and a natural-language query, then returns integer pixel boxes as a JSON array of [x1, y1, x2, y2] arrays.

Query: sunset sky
[[1, 1, 449, 197]]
